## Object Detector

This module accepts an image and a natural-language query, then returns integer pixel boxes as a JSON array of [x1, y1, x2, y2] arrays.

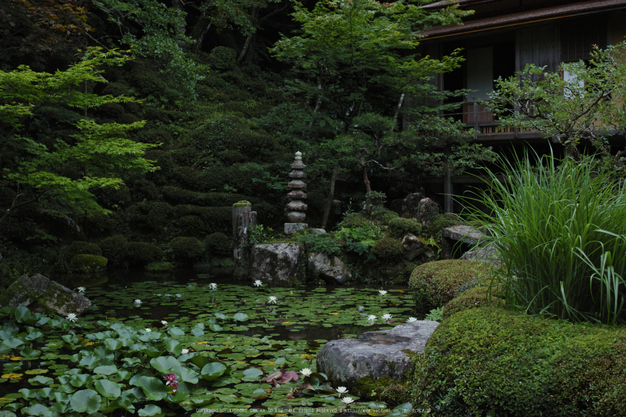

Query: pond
[[0, 271, 418, 417]]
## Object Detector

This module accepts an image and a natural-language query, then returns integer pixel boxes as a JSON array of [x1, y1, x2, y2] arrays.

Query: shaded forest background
[[0, 0, 487, 280]]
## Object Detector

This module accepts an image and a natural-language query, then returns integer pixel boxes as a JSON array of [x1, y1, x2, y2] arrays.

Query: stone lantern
[[284, 151, 308, 234]]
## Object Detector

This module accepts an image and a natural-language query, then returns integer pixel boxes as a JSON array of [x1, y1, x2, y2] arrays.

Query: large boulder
[[250, 242, 304, 285], [316, 320, 439, 387], [1, 273, 91, 316], [307, 252, 352, 284]]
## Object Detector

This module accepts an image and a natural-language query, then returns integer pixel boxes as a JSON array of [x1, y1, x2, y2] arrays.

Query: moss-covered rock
[[69, 254, 108, 273], [99, 235, 128, 268], [411, 307, 626, 417], [442, 284, 504, 319], [409, 259, 492, 316], [339, 212, 371, 228], [387, 217, 423, 238], [169, 236, 204, 263], [372, 237, 404, 259], [123, 242, 164, 267]]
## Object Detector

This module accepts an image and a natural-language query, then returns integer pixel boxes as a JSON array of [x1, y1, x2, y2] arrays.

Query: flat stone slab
[[316, 321, 439, 385], [442, 225, 485, 245]]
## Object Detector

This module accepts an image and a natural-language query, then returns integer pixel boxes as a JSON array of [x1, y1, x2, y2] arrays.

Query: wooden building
[[419, 0, 626, 211]]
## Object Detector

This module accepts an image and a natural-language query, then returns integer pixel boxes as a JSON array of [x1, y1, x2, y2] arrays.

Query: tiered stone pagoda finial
[[284, 151, 308, 235]]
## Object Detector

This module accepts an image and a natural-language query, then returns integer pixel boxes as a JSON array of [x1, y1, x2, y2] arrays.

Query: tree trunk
[[321, 163, 338, 229], [363, 166, 371, 193]]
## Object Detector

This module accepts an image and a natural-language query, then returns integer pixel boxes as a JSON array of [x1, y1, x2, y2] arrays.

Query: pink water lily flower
[[164, 373, 178, 386]]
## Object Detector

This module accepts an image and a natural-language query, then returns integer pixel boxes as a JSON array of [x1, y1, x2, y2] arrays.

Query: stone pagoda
[[284, 151, 308, 235]]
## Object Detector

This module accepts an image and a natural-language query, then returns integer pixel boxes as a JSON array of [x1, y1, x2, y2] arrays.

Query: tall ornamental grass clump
[[468, 152, 626, 324]]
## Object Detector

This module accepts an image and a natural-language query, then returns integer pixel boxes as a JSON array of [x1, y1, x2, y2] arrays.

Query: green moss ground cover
[[0, 280, 417, 417], [411, 307, 626, 417]]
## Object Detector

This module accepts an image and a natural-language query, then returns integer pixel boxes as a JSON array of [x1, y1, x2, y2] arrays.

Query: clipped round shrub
[[169, 237, 204, 262], [204, 232, 232, 257], [388, 217, 423, 238], [69, 254, 108, 273], [412, 307, 626, 417], [372, 237, 404, 259], [123, 242, 164, 267], [442, 285, 504, 319], [409, 259, 492, 315], [99, 235, 128, 268]]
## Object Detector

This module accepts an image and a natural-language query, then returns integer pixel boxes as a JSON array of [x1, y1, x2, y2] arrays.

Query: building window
[[561, 15, 607, 63]]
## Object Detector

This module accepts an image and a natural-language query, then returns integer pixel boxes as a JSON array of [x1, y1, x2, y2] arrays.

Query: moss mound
[[442, 284, 504, 319], [387, 217, 422, 238], [411, 307, 626, 417], [409, 259, 492, 315]]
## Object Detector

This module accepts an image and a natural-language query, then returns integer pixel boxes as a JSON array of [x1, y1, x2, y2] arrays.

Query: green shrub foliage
[[412, 307, 626, 416], [442, 285, 504, 319], [123, 242, 164, 267], [169, 237, 204, 262], [388, 217, 422, 238]]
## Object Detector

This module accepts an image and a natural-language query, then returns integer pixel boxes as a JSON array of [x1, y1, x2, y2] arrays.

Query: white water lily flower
[[209, 283, 218, 291], [254, 280, 263, 287], [181, 349, 189, 355], [134, 299, 142, 305], [76, 287, 86, 293], [341, 397, 354, 404], [382, 313, 392, 321], [378, 290, 387, 296], [367, 314, 377, 321], [268, 296, 278, 304], [145, 328, 152, 332], [301, 368, 312, 377], [161, 320, 168, 326], [336, 386, 348, 394], [407, 317, 418, 323], [66, 313, 77, 322]]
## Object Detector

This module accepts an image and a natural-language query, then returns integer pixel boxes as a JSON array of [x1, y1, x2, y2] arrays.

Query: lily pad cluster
[[1, 280, 416, 416]]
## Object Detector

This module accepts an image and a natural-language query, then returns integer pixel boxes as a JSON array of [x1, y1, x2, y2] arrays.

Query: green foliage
[[0, 47, 158, 223], [296, 232, 342, 256], [204, 232, 232, 257], [169, 236, 204, 262], [69, 254, 109, 273], [488, 41, 626, 157], [336, 223, 384, 259], [248, 224, 277, 245], [412, 307, 626, 417], [123, 242, 164, 267], [98, 235, 128, 268], [423, 307, 444, 322], [409, 260, 493, 316], [95, 0, 206, 100], [466, 151, 626, 324], [270, 0, 491, 191], [388, 217, 422, 239], [145, 261, 175, 272]]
